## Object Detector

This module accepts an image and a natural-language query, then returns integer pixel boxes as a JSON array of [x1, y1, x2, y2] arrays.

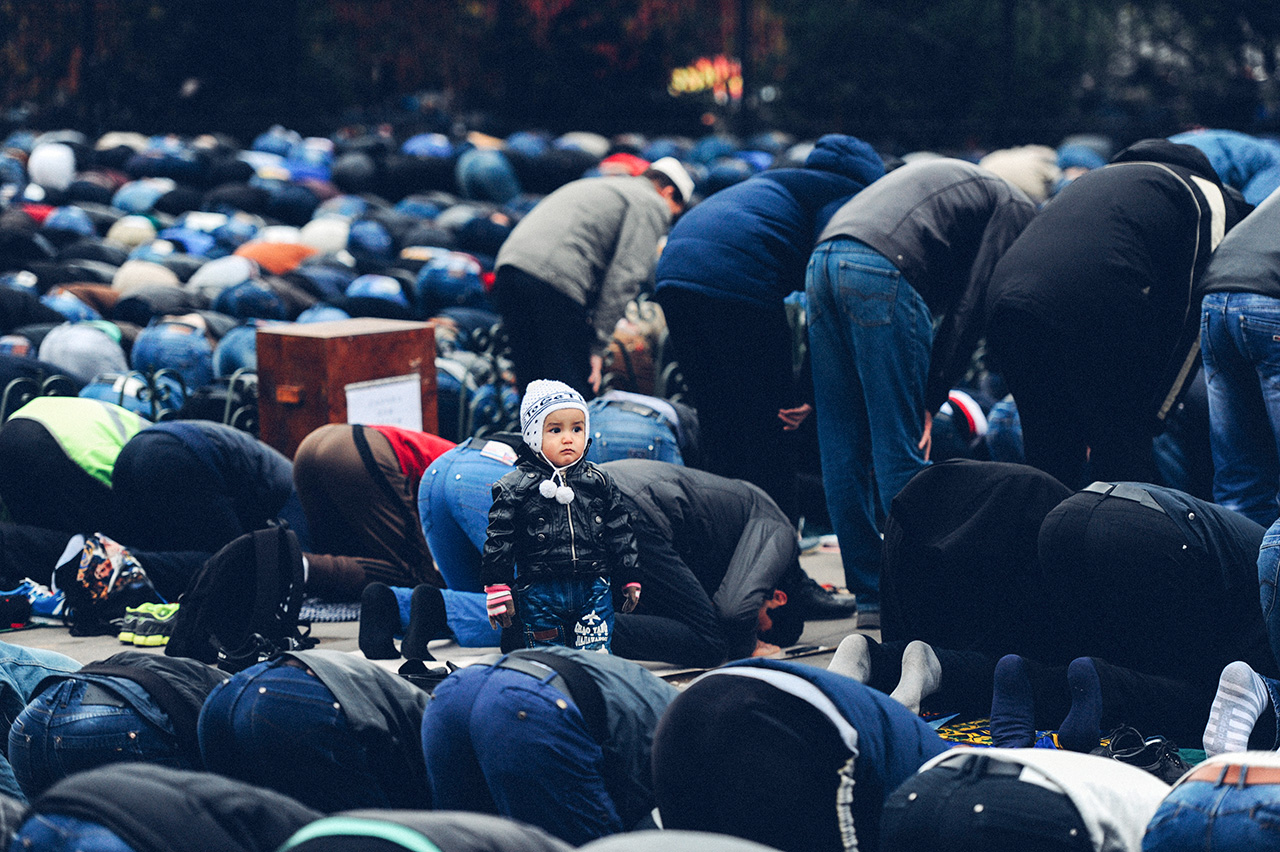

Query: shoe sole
[[117, 631, 137, 643], [133, 635, 170, 647]]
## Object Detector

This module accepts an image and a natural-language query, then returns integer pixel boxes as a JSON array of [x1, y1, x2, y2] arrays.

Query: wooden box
[[257, 318, 437, 458]]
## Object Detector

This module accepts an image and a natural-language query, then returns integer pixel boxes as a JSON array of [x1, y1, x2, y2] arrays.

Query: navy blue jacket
[[655, 135, 884, 308]]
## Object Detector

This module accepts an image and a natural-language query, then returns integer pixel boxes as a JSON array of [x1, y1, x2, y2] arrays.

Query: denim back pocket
[[837, 258, 901, 327]]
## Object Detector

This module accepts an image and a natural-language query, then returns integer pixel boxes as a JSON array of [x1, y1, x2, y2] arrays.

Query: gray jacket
[[496, 176, 672, 354]]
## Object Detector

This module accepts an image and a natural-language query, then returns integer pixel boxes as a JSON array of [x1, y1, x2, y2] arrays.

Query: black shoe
[[1090, 725, 1192, 785], [790, 575, 859, 620]]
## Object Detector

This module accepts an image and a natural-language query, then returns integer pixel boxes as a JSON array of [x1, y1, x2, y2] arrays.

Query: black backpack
[[166, 524, 316, 672]]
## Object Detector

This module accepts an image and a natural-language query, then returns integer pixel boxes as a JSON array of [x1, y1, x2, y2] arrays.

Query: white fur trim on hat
[[520, 379, 589, 455], [649, 156, 695, 205]]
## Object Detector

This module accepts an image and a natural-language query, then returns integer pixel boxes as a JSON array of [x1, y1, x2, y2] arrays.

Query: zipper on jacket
[[563, 470, 578, 565]]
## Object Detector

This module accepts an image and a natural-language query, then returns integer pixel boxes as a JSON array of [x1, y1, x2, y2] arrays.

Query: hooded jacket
[[1170, 127, 1280, 205], [481, 444, 638, 587], [655, 134, 885, 308], [25, 763, 322, 852]]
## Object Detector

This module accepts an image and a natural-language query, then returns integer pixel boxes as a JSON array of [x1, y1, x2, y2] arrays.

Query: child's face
[[541, 408, 587, 466]]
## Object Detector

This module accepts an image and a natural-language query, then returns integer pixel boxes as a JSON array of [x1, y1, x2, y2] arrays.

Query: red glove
[[485, 584, 515, 629], [621, 582, 641, 613]]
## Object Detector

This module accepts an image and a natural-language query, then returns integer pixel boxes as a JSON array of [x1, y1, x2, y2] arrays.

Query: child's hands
[[621, 582, 641, 613], [485, 584, 515, 629]]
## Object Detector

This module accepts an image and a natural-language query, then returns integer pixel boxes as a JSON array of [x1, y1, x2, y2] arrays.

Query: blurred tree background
[[2, 0, 1278, 151]]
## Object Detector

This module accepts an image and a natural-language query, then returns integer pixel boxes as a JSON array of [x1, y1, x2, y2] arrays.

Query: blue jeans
[[9, 679, 183, 800], [985, 397, 1025, 463], [517, 575, 614, 651], [198, 661, 428, 812], [418, 437, 514, 592], [421, 662, 622, 845], [1201, 291, 1280, 527], [584, 400, 683, 465], [1258, 518, 1280, 669], [11, 814, 139, 852], [1142, 766, 1280, 850], [0, 640, 80, 803], [805, 239, 932, 597], [389, 584, 502, 648]]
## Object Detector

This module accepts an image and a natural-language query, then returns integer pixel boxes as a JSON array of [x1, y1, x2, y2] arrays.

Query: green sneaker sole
[[133, 634, 170, 647]]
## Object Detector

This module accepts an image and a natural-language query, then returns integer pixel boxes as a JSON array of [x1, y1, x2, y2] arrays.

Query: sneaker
[[130, 603, 180, 647], [0, 578, 65, 621], [117, 602, 160, 644]]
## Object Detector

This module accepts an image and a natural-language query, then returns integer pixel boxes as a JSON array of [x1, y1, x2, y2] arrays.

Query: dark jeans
[[516, 575, 614, 651], [198, 660, 429, 813], [422, 663, 622, 845], [9, 679, 185, 800], [656, 288, 801, 521], [494, 266, 595, 397]]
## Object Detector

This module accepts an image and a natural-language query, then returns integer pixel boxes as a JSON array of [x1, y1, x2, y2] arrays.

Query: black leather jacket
[[481, 444, 638, 588]]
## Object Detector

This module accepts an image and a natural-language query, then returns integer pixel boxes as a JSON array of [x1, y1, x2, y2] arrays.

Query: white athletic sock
[[889, 640, 942, 715], [828, 634, 872, 683], [1204, 660, 1271, 756]]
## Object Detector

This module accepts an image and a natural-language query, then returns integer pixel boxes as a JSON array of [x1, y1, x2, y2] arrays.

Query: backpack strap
[[513, 649, 609, 745], [351, 425, 423, 572]]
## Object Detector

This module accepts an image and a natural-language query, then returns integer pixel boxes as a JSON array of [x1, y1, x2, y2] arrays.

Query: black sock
[[1059, 657, 1104, 752], [401, 584, 450, 660], [358, 582, 401, 660], [990, 654, 1036, 748]]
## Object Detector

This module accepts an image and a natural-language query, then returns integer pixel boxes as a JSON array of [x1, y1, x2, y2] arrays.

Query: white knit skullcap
[[520, 379, 589, 455]]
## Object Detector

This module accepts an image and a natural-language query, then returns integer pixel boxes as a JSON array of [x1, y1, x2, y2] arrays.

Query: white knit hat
[[520, 379, 589, 456]]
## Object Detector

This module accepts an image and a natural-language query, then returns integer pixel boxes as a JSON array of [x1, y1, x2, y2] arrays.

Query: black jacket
[[481, 445, 638, 588], [987, 139, 1250, 424], [26, 763, 321, 852], [604, 460, 800, 660]]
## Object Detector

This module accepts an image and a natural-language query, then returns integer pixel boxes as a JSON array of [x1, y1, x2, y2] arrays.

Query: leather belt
[[1184, 763, 1280, 786], [473, 653, 571, 700]]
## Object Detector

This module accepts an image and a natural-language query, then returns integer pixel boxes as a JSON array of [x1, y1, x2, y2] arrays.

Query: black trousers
[[861, 637, 1204, 744], [656, 288, 801, 521], [611, 519, 730, 668], [988, 307, 1159, 489], [493, 266, 595, 398]]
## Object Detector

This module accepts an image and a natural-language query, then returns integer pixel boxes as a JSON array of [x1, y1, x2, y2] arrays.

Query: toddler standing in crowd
[[482, 380, 640, 650]]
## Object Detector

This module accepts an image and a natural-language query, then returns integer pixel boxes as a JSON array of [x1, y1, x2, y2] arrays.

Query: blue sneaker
[[6, 578, 65, 620]]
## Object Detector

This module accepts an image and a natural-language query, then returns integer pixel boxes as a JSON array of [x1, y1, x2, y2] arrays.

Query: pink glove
[[621, 582, 641, 613], [485, 584, 515, 629]]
